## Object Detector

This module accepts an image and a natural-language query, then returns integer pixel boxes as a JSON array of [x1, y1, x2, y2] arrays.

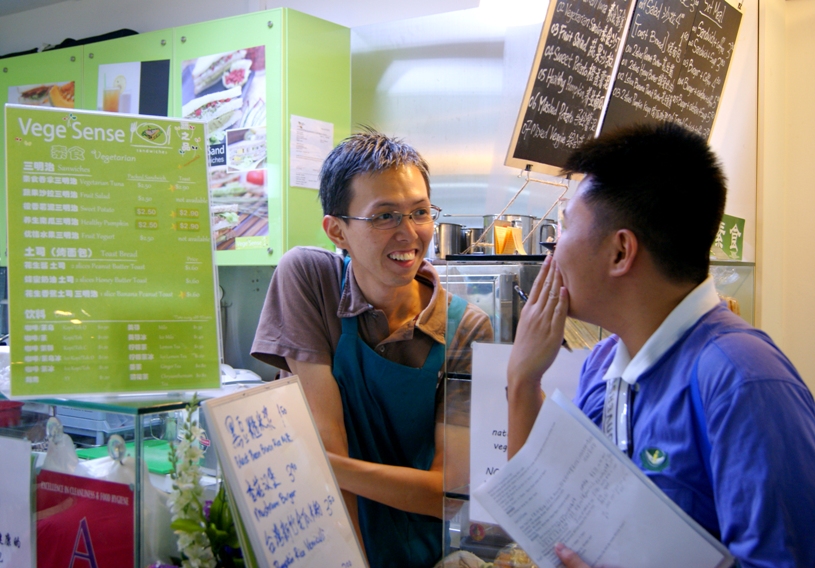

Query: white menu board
[[202, 378, 366, 568]]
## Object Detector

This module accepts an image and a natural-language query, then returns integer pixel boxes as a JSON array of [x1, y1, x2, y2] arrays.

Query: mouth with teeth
[[387, 250, 418, 266]]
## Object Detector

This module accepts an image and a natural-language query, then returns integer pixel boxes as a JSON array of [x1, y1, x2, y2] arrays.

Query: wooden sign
[[202, 378, 366, 568]]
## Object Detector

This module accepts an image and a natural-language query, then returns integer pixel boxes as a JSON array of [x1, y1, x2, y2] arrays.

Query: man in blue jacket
[[507, 122, 815, 568]]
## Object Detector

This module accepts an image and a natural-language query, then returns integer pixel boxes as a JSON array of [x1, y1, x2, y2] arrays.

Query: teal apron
[[333, 257, 465, 568]]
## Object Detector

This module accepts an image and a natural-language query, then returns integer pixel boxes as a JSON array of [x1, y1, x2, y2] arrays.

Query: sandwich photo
[[211, 203, 240, 244], [182, 86, 243, 138], [16, 84, 53, 105], [191, 49, 247, 94]]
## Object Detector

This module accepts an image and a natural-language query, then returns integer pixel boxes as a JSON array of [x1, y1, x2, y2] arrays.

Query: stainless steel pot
[[431, 222, 463, 259], [461, 227, 486, 254]]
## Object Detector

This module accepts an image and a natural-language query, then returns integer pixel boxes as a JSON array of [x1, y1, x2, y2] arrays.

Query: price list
[[508, 0, 637, 171], [602, 0, 742, 138], [5, 106, 220, 397]]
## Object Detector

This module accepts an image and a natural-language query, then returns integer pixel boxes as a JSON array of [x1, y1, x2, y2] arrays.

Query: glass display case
[[0, 392, 219, 568]]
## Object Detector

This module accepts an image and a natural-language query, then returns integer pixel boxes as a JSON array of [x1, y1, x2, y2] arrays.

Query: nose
[[394, 215, 420, 240]]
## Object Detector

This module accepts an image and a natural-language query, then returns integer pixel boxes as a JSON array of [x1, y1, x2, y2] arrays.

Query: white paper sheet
[[0, 436, 33, 568], [469, 342, 587, 523], [473, 391, 733, 568], [290, 115, 334, 189]]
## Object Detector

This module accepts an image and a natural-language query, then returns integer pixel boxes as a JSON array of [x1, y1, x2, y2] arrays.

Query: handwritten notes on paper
[[603, 0, 742, 137], [507, 0, 636, 172], [0, 436, 32, 568], [473, 391, 733, 568], [202, 378, 365, 568]]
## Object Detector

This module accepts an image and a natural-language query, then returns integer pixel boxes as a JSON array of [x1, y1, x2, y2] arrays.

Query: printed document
[[473, 391, 733, 568]]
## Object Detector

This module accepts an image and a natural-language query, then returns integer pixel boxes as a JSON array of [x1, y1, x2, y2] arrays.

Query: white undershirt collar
[[602, 276, 721, 385]]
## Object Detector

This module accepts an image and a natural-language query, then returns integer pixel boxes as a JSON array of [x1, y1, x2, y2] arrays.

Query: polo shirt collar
[[602, 276, 721, 384], [336, 258, 447, 344]]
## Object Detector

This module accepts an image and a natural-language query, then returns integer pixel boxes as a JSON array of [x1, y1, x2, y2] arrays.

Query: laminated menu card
[[202, 377, 366, 568], [4, 105, 221, 397]]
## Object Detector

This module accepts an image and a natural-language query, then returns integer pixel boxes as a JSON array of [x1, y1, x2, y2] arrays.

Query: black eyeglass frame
[[334, 205, 442, 230]]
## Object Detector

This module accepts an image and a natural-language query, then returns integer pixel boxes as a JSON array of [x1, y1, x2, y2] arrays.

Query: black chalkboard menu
[[602, 0, 742, 137], [506, 0, 637, 175], [506, 0, 742, 174]]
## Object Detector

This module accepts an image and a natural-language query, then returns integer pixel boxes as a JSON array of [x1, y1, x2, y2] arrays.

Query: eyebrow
[[371, 199, 429, 209]]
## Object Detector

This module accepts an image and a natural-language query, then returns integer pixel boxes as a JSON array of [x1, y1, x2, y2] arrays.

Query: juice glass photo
[[103, 88, 120, 112]]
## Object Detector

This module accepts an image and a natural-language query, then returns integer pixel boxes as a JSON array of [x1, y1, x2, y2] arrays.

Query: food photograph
[[8, 81, 75, 108]]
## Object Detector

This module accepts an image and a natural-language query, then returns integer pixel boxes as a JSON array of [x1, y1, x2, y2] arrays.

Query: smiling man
[[252, 131, 492, 567], [507, 123, 815, 568]]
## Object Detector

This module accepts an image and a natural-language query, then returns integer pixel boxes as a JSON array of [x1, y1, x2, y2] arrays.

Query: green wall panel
[[1, 47, 84, 266], [284, 10, 350, 254], [81, 29, 174, 115], [1, 9, 350, 268]]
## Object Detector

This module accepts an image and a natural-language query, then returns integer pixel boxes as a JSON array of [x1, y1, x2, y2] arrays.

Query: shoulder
[[278, 246, 343, 273], [688, 307, 812, 413], [274, 246, 344, 286]]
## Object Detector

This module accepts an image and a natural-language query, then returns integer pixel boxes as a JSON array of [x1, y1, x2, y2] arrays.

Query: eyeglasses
[[335, 205, 441, 230]]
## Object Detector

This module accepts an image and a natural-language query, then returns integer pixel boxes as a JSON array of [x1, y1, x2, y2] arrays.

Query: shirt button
[[378, 346, 385, 352]]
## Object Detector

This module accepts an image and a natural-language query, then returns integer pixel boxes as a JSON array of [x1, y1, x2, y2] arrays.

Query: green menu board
[[5, 105, 221, 397]]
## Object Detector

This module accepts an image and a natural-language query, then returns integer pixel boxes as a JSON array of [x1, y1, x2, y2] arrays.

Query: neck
[[356, 275, 432, 334], [603, 277, 699, 358]]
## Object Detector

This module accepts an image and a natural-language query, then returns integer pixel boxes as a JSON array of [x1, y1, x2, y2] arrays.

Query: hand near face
[[507, 256, 569, 386]]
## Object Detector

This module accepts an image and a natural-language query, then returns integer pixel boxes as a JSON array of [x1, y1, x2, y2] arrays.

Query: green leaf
[[171, 518, 204, 533]]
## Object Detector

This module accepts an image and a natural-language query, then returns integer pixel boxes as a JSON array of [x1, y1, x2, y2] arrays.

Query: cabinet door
[[0, 47, 84, 267], [173, 11, 283, 266], [80, 29, 173, 117]]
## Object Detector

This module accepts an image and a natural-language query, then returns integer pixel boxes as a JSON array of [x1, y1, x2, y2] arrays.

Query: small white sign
[[469, 342, 587, 523], [0, 435, 33, 568], [290, 115, 334, 190]]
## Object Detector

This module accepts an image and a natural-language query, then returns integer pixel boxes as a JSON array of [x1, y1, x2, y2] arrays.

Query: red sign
[[36, 469, 134, 567]]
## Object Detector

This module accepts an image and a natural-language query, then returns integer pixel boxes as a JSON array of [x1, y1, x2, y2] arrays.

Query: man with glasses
[[506, 123, 815, 568], [252, 131, 493, 567]]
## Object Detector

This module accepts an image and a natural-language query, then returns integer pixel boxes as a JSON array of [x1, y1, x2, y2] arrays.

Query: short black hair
[[319, 129, 431, 217], [562, 122, 726, 284]]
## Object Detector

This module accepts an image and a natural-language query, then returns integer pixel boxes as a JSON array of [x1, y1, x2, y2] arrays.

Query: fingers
[[527, 255, 552, 304], [540, 259, 565, 324], [555, 543, 590, 568]]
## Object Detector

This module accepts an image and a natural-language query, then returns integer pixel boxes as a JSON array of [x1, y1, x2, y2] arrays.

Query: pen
[[513, 284, 572, 352]]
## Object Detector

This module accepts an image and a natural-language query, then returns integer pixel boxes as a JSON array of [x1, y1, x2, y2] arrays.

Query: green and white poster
[[711, 213, 745, 261], [4, 105, 221, 397]]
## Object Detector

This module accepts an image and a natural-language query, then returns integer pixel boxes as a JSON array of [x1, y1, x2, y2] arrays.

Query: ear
[[609, 228, 638, 277], [322, 215, 349, 250]]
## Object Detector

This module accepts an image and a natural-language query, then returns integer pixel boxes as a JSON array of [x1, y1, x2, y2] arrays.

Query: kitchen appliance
[[461, 227, 486, 254], [431, 222, 463, 259]]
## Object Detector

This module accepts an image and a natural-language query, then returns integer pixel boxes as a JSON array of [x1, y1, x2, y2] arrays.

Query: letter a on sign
[[69, 517, 99, 568]]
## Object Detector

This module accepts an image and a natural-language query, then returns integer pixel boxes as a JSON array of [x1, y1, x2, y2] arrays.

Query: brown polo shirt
[[251, 246, 493, 375]]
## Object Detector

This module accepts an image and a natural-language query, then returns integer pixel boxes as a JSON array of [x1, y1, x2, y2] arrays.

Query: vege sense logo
[[640, 447, 670, 472]]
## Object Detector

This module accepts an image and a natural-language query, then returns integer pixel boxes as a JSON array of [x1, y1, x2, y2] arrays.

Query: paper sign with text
[[36, 469, 134, 567], [202, 378, 367, 568], [469, 342, 587, 523], [4, 105, 221, 397], [0, 436, 33, 568]]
